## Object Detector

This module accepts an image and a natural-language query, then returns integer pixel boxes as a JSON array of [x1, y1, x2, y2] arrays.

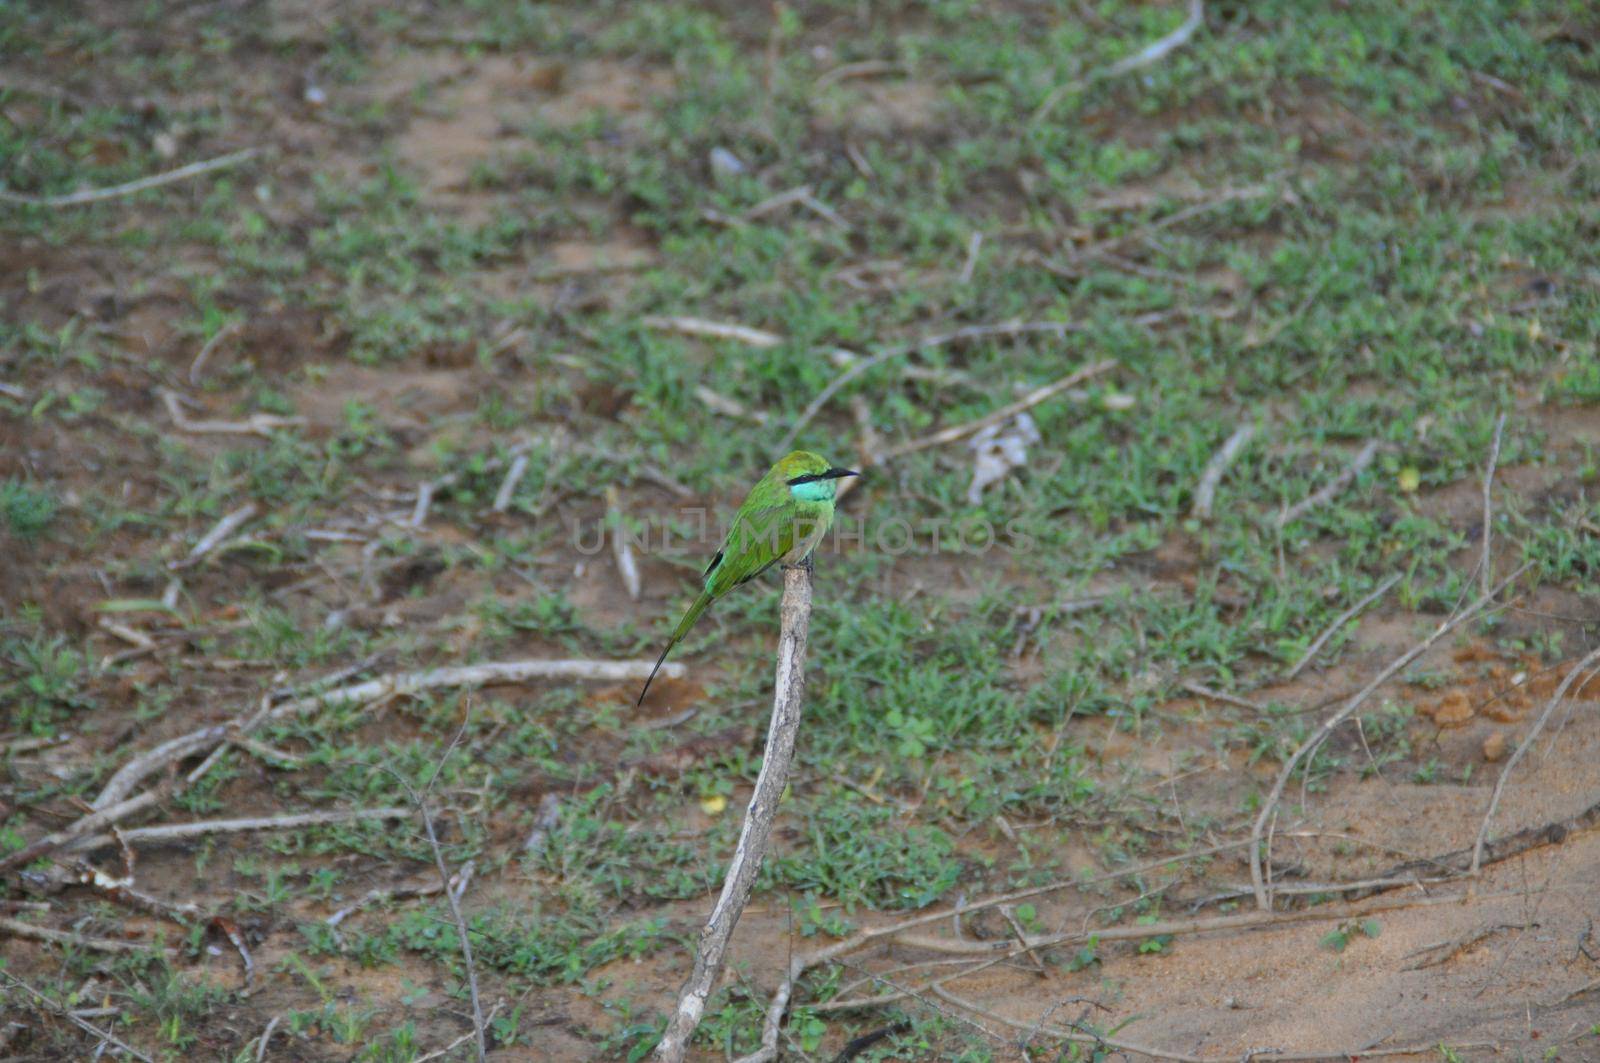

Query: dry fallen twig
[[385, 727, 486, 1063], [1472, 644, 1600, 873], [1191, 423, 1256, 521], [93, 726, 229, 809], [1481, 412, 1507, 597], [265, 659, 686, 723], [0, 789, 165, 874], [654, 565, 814, 1062], [695, 385, 769, 426], [0, 913, 172, 956], [879, 360, 1117, 461], [736, 841, 1251, 1061], [160, 388, 304, 438], [76, 807, 409, 851], [326, 860, 476, 928], [0, 969, 156, 1061], [1275, 440, 1380, 529], [0, 147, 259, 208], [492, 452, 530, 512], [640, 315, 783, 349], [1249, 566, 1527, 910], [1035, 0, 1204, 120], [607, 486, 642, 600], [188, 320, 240, 385], [170, 503, 259, 570], [1283, 573, 1402, 681]]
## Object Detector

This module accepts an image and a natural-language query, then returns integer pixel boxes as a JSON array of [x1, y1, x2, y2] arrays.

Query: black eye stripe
[[786, 473, 825, 486]]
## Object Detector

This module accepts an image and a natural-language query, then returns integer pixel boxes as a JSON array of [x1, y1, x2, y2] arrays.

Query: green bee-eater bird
[[636, 450, 858, 705]]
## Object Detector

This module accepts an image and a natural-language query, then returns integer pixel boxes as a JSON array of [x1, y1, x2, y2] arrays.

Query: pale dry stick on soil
[[93, 725, 229, 808], [253, 1015, 282, 1061], [159, 387, 304, 437], [1471, 643, 1600, 873], [640, 314, 783, 348], [1051, 183, 1283, 270], [1035, 0, 1204, 121], [77, 807, 409, 852], [0, 969, 156, 1062], [695, 384, 769, 426], [1179, 679, 1268, 713], [326, 860, 475, 929], [1248, 565, 1529, 910], [187, 319, 240, 385], [7, 660, 678, 871], [1481, 412, 1507, 597], [1274, 439, 1381, 529], [1283, 572, 1402, 681], [606, 485, 642, 600], [877, 360, 1118, 461], [814, 59, 908, 88], [491, 451, 529, 511], [411, 1002, 505, 1063], [1191, 422, 1257, 521], [742, 891, 1475, 1062], [957, 231, 983, 284], [383, 724, 486, 1063], [780, 314, 1147, 452], [169, 502, 259, 570], [263, 659, 685, 724], [734, 840, 1254, 1062], [890, 889, 1470, 958], [0, 788, 165, 874], [930, 983, 1491, 1063], [0, 146, 258, 207], [0, 914, 171, 956], [653, 565, 814, 1063], [743, 184, 815, 221]]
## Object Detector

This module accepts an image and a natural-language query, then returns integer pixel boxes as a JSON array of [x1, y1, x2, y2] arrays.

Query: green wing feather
[[636, 496, 799, 705]]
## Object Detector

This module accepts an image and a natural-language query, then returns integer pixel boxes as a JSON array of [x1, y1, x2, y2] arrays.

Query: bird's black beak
[[824, 468, 859, 480]]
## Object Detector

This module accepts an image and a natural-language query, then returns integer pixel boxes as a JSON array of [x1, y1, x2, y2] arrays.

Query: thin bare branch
[[265, 659, 687, 723], [607, 486, 642, 600], [654, 565, 814, 1062], [1035, 0, 1204, 121], [492, 452, 530, 512], [0, 147, 259, 207], [1276, 440, 1380, 529], [1284, 573, 1402, 681], [641, 315, 782, 348], [1250, 565, 1527, 910], [78, 807, 409, 850], [0, 970, 156, 1061], [1482, 412, 1507, 597], [188, 320, 241, 385], [1192, 423, 1257, 521], [0, 914, 169, 957], [160, 388, 304, 438], [169, 503, 259, 570], [1472, 645, 1600, 873], [880, 360, 1117, 461], [93, 726, 228, 809], [695, 385, 769, 426], [386, 737, 486, 1063]]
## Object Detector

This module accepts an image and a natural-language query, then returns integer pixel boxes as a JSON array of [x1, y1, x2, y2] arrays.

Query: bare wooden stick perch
[[653, 565, 813, 1062]]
